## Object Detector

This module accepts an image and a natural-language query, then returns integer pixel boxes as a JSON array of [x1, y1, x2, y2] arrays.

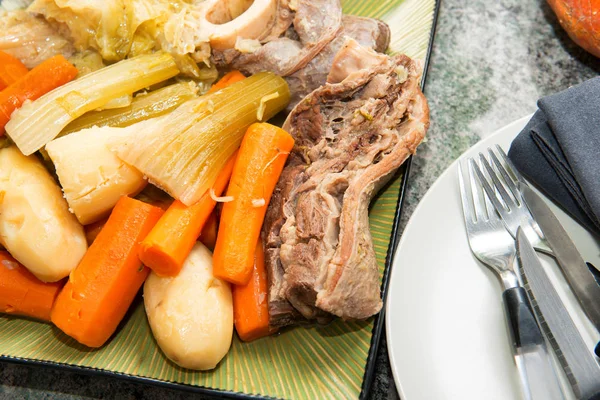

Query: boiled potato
[[0, 146, 87, 282], [144, 243, 233, 370], [45, 126, 147, 225]]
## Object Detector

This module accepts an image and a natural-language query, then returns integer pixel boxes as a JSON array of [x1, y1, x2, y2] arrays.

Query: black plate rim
[[0, 1, 441, 398]]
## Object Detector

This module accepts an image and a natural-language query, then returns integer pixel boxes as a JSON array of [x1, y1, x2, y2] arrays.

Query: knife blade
[[516, 228, 600, 400], [519, 183, 600, 331]]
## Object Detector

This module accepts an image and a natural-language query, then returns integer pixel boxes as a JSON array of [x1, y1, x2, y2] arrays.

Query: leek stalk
[[111, 72, 290, 206], [98, 94, 133, 111], [5, 51, 180, 156], [61, 82, 198, 135]]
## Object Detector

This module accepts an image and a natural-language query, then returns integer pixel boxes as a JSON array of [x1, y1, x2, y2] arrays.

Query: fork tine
[[471, 158, 507, 218], [483, 181, 498, 221], [472, 156, 498, 221], [479, 153, 517, 211], [495, 144, 528, 187], [458, 162, 475, 223], [488, 148, 521, 206], [468, 158, 488, 221]]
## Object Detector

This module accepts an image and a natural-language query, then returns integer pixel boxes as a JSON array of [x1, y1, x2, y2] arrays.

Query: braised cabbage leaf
[[27, 0, 186, 61]]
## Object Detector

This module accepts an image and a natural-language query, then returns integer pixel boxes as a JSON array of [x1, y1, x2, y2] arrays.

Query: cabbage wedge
[[5, 51, 179, 155], [110, 72, 290, 206], [27, 0, 180, 61]]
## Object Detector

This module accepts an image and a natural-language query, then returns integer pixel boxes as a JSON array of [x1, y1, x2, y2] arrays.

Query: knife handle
[[502, 287, 544, 348], [503, 287, 565, 400]]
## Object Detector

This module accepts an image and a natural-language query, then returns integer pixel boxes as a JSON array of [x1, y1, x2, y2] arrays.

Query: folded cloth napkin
[[508, 77, 600, 236]]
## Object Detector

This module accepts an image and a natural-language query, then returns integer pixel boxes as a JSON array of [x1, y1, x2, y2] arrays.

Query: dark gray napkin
[[508, 77, 600, 236]]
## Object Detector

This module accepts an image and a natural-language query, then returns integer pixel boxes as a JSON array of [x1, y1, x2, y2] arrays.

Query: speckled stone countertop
[[2, 0, 600, 399]]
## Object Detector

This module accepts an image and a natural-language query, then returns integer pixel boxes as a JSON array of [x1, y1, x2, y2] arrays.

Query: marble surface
[[2, 0, 600, 398]]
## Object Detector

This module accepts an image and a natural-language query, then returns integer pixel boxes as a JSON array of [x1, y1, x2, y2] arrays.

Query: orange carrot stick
[[233, 241, 275, 341], [0, 55, 78, 134], [51, 196, 163, 348], [0, 52, 28, 91], [207, 70, 246, 94], [139, 151, 238, 277], [0, 251, 64, 321], [213, 123, 294, 285], [199, 209, 219, 251]]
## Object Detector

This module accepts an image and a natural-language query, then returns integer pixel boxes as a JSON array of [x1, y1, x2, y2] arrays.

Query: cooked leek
[[5, 51, 180, 156], [111, 72, 290, 206], [98, 94, 133, 111], [61, 82, 198, 135]]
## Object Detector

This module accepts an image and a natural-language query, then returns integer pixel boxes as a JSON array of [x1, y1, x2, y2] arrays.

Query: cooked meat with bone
[[263, 39, 429, 325], [285, 15, 390, 111], [212, 0, 390, 110], [213, 0, 342, 77]]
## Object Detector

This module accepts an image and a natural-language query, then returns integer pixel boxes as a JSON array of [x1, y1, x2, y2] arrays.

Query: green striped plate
[[0, 1, 438, 398]]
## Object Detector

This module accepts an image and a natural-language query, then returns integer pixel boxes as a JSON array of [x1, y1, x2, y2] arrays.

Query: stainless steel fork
[[458, 159, 565, 400], [473, 145, 600, 334], [458, 159, 519, 289], [472, 145, 553, 255]]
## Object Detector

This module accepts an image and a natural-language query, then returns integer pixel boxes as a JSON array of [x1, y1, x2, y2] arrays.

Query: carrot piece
[[199, 209, 219, 251], [232, 241, 276, 341], [51, 196, 163, 348], [0, 52, 28, 91], [0, 55, 78, 134], [139, 151, 238, 277], [207, 70, 246, 94], [0, 251, 64, 321], [213, 123, 294, 285]]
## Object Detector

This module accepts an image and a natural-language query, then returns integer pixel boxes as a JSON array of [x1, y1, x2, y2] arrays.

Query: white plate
[[386, 114, 600, 400]]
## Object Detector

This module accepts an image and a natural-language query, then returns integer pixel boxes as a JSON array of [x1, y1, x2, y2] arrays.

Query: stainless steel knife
[[517, 228, 600, 400], [520, 183, 600, 331]]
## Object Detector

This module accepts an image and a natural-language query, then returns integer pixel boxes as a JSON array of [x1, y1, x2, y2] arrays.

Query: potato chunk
[[45, 126, 147, 225], [0, 146, 87, 282], [144, 243, 233, 370]]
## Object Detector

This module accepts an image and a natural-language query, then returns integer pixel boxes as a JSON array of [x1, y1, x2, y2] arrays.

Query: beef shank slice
[[264, 39, 429, 323], [212, 0, 390, 111]]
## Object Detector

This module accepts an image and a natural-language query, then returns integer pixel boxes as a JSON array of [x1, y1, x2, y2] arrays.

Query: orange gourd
[[547, 0, 600, 57]]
